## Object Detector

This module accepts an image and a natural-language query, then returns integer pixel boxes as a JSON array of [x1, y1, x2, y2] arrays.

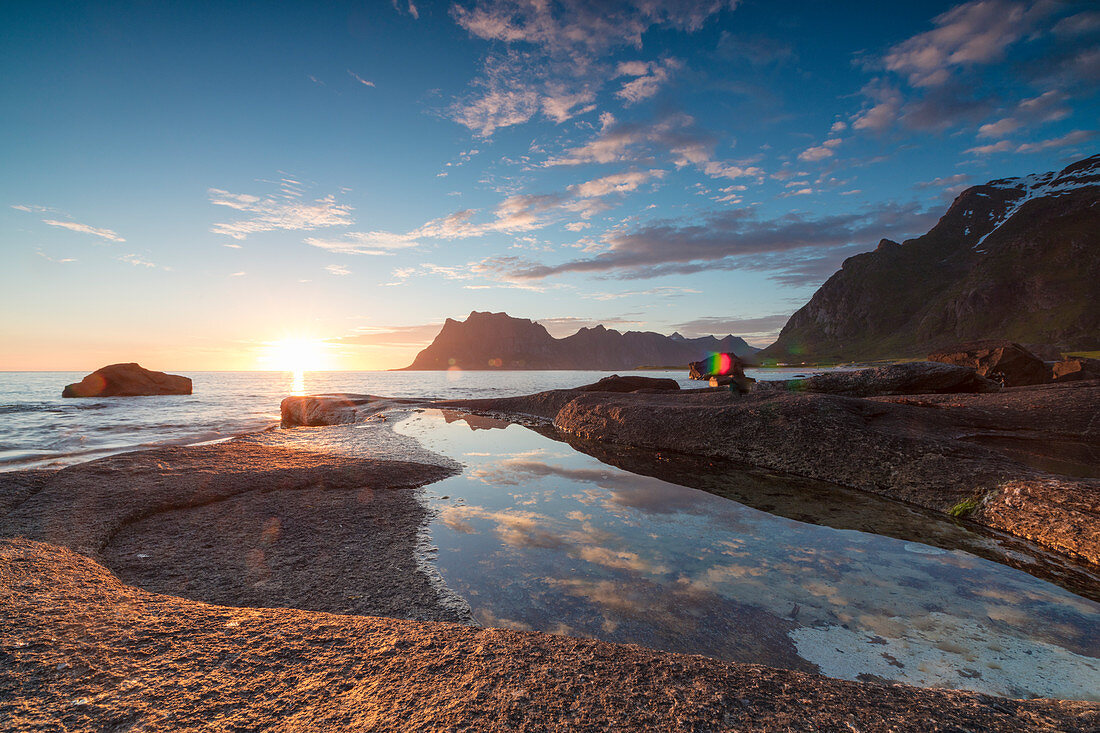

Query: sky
[[2, 0, 1097, 370]]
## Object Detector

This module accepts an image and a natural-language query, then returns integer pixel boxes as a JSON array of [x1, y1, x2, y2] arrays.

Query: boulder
[[62, 363, 191, 398], [1052, 357, 1100, 383], [755, 362, 999, 397], [576, 375, 680, 393], [927, 340, 1048, 387]]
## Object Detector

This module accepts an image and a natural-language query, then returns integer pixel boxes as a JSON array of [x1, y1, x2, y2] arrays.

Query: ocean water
[[0, 368, 824, 471]]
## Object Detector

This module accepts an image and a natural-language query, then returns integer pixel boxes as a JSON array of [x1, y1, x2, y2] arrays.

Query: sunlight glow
[[257, 338, 334, 372]]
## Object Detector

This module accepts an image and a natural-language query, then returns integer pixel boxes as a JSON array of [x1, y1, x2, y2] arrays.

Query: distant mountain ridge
[[400, 311, 758, 370], [760, 154, 1100, 362]]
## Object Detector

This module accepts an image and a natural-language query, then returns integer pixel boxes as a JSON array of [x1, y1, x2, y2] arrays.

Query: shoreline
[[3, 379, 1099, 729]]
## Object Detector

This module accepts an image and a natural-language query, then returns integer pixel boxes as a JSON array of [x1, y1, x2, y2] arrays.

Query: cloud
[[450, 80, 542, 137], [451, 0, 736, 55], [447, 1, 735, 136], [882, 0, 1047, 87], [964, 139, 1014, 155], [965, 128, 1095, 155], [41, 219, 125, 242], [305, 230, 420, 255], [478, 201, 938, 284], [564, 221, 591, 231], [35, 250, 76, 264], [615, 58, 681, 105], [546, 113, 764, 180], [674, 314, 792, 339], [1015, 128, 1096, 153], [325, 264, 351, 275], [209, 185, 354, 240], [851, 80, 903, 132], [977, 90, 1070, 138], [915, 173, 970, 189], [797, 138, 842, 162], [117, 253, 156, 268], [348, 70, 375, 87], [568, 169, 664, 197]]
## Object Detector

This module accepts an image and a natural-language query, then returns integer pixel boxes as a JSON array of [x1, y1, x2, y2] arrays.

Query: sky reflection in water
[[399, 410, 1100, 701]]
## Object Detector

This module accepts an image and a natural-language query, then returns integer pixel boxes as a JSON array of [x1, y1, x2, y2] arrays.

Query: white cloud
[[348, 70, 375, 87], [547, 114, 763, 182], [325, 264, 352, 275], [35, 250, 76, 264], [615, 60, 651, 76], [882, 0, 1048, 87], [614, 59, 681, 105], [966, 128, 1095, 155], [117, 253, 157, 268], [209, 186, 354, 240], [42, 219, 125, 242], [852, 81, 903, 132], [564, 221, 591, 231], [1015, 129, 1095, 153], [568, 169, 665, 197], [977, 90, 1070, 138], [797, 138, 842, 162], [305, 231, 420, 255], [964, 140, 1014, 155]]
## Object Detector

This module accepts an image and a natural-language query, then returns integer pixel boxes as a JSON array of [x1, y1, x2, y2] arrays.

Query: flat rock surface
[[0, 421, 467, 623], [3, 538, 1097, 733]]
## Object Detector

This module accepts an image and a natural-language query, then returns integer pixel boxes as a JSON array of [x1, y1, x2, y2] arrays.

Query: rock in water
[[927, 341, 1047, 387], [575, 375, 680, 393], [1052, 356, 1100, 383], [62, 363, 192, 398]]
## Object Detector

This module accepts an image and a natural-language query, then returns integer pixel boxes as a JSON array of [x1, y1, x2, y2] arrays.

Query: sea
[[0, 368, 827, 472]]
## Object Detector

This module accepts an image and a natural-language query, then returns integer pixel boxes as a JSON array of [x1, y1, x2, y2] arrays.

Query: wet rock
[[546, 384, 1100, 566], [1052, 357, 1100, 383], [927, 341, 1048, 387], [755, 362, 999, 397], [62, 363, 191, 398], [575, 375, 680, 393], [280, 394, 375, 426]]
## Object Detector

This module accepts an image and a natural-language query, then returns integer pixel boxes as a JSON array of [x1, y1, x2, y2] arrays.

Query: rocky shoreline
[[3, 371, 1099, 730], [438, 376, 1100, 568]]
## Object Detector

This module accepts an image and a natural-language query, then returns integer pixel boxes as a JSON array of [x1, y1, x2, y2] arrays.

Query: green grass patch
[[1066, 350, 1100, 359], [949, 497, 981, 518]]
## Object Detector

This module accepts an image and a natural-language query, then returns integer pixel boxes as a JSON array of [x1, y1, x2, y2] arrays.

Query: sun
[[258, 337, 333, 372]]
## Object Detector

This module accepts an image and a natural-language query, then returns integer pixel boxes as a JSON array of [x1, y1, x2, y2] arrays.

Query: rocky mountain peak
[[760, 154, 1100, 362]]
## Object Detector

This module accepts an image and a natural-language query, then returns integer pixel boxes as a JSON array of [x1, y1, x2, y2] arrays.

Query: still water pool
[[398, 409, 1100, 701]]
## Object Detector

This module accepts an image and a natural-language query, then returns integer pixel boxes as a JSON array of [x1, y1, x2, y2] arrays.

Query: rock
[[1052, 357, 1100, 383], [1025, 343, 1065, 362], [62, 363, 191, 398], [576, 375, 680, 393], [549, 384, 1100, 566], [756, 362, 999, 397], [927, 341, 1048, 387], [759, 155, 1100, 364]]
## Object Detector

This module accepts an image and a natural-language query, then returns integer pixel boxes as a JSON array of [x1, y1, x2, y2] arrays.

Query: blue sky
[[2, 0, 1097, 369]]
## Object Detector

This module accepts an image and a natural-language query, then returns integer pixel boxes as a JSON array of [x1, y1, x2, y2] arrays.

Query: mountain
[[759, 154, 1100, 363], [400, 311, 758, 370]]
